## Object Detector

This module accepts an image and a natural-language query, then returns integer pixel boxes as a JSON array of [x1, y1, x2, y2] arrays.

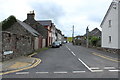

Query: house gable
[[101, 0, 119, 49], [6, 20, 40, 37], [100, 2, 116, 27]]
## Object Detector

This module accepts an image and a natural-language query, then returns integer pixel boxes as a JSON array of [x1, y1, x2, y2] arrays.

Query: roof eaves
[[100, 2, 113, 27], [17, 20, 40, 37]]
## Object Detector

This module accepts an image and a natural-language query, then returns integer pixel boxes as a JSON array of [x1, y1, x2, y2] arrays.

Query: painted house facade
[[24, 11, 63, 46], [38, 20, 53, 46], [56, 29, 63, 41], [51, 23, 57, 43], [100, 0, 120, 50]]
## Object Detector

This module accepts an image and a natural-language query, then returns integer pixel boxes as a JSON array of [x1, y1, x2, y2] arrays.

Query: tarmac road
[[3, 43, 119, 79]]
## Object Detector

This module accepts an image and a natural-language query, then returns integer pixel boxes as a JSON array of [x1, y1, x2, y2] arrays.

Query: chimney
[[113, 0, 120, 3], [27, 10, 35, 20]]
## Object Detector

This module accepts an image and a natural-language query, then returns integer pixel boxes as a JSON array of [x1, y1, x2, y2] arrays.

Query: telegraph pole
[[72, 25, 74, 44], [86, 26, 89, 48]]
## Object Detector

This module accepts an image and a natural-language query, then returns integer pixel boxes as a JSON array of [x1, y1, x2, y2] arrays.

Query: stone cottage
[[2, 19, 41, 61], [88, 28, 101, 38], [24, 11, 48, 47]]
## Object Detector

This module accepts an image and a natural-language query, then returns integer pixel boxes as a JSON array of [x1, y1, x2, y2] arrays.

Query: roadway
[[3, 43, 119, 78]]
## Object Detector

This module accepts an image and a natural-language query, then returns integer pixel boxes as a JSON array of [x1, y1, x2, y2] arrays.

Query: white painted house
[[51, 23, 57, 43], [100, 0, 120, 50]]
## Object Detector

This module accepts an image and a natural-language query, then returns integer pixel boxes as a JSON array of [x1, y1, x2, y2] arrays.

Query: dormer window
[[108, 20, 112, 27]]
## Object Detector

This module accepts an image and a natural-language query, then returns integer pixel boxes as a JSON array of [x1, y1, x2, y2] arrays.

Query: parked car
[[63, 40, 67, 44], [52, 41, 60, 48], [58, 41, 62, 46]]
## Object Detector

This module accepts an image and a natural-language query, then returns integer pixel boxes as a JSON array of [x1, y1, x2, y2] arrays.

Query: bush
[[90, 36, 100, 46], [2, 15, 17, 30]]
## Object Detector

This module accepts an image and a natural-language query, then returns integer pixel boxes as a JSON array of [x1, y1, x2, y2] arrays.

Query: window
[[109, 20, 111, 27], [109, 36, 111, 43]]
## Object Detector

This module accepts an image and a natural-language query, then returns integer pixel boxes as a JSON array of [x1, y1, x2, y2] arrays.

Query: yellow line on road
[[0, 58, 41, 75], [92, 53, 120, 62], [28, 53, 37, 57]]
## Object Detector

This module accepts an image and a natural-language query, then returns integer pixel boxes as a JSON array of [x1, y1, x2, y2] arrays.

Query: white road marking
[[73, 71, 86, 73], [71, 51, 76, 56], [66, 45, 76, 56], [66, 45, 103, 73], [91, 70, 103, 72], [66, 46, 70, 50], [109, 70, 120, 72], [104, 67, 115, 69], [36, 72, 49, 74], [68, 48, 71, 51], [16, 72, 29, 74], [90, 67, 100, 69], [77, 58, 93, 72], [66, 45, 93, 72], [54, 72, 68, 74]]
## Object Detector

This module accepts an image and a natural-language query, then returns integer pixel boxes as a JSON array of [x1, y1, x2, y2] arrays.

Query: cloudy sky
[[0, 0, 112, 37]]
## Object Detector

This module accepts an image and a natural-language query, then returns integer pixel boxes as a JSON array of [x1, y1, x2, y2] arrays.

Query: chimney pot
[[27, 11, 35, 20]]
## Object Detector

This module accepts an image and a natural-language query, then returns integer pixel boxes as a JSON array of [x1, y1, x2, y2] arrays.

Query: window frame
[[109, 36, 111, 43], [108, 20, 112, 27]]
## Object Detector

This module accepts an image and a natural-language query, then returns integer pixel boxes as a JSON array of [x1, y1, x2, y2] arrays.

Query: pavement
[[0, 53, 41, 75]]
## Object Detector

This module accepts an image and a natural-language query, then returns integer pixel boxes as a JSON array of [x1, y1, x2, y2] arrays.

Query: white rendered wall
[[34, 37, 39, 50], [118, 2, 120, 49], [102, 2, 119, 49]]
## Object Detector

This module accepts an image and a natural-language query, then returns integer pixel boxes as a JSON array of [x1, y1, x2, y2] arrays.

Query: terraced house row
[[0, 11, 65, 61]]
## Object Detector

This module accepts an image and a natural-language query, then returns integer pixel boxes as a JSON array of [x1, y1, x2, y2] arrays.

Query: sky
[[0, 0, 112, 37]]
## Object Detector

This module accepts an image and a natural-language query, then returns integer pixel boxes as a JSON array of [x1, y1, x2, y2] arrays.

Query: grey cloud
[[88, 15, 102, 22], [31, 2, 65, 24]]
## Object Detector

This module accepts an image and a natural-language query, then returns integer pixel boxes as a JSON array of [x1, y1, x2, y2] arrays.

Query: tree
[[2, 15, 17, 30]]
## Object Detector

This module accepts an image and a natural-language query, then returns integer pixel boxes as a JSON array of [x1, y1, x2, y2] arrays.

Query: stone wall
[[0, 32, 2, 62], [101, 48, 120, 54], [88, 46, 120, 54], [80, 39, 119, 54], [1, 31, 34, 61]]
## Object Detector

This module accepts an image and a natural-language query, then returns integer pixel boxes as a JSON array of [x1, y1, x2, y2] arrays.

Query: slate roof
[[89, 28, 101, 36], [35, 22, 48, 38], [56, 28, 62, 35], [38, 20, 52, 26], [84, 28, 101, 37], [17, 20, 40, 37], [24, 19, 48, 38]]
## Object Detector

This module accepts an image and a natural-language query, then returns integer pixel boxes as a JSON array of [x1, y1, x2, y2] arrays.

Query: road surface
[[3, 43, 119, 78]]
